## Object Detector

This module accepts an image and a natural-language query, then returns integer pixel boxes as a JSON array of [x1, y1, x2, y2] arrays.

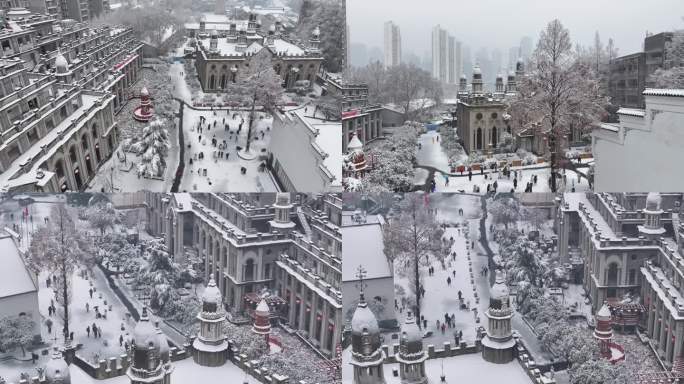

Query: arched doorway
[[476, 127, 483, 150], [54, 159, 67, 192], [209, 74, 215, 89], [244, 259, 254, 281], [492, 126, 498, 148], [607, 263, 619, 287]]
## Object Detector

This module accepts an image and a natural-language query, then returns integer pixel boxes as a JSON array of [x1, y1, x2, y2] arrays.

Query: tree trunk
[[412, 204, 422, 328], [245, 93, 257, 152]]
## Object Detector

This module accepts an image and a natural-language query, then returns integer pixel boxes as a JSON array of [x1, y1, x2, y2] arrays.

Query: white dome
[[490, 270, 509, 301], [312, 26, 320, 37], [55, 52, 69, 73], [269, 24, 276, 32], [140, 86, 149, 96], [210, 28, 218, 37], [646, 192, 662, 211], [472, 65, 482, 75], [496, 73, 503, 79], [596, 302, 611, 320], [460, 74, 467, 80], [347, 133, 363, 151], [517, 57, 524, 64], [401, 312, 422, 344], [45, 350, 70, 383], [351, 299, 379, 335], [202, 277, 222, 305], [133, 308, 160, 350], [255, 298, 270, 314]]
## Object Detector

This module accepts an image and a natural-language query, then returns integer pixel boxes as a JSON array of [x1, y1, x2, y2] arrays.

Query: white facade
[[383, 21, 401, 68], [592, 89, 684, 192], [270, 107, 342, 192], [0, 234, 40, 338]]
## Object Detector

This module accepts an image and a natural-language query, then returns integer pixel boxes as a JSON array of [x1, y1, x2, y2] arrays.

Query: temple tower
[[192, 277, 228, 366], [396, 312, 428, 384], [482, 270, 516, 364], [127, 307, 173, 384]]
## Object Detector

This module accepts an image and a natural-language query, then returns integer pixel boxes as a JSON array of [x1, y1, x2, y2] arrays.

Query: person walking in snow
[[86, 303, 89, 313], [86, 326, 90, 337], [447, 276, 452, 286], [89, 288, 93, 299], [119, 335, 124, 347]]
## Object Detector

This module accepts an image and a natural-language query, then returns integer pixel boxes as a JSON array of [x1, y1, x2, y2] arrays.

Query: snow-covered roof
[[201, 277, 222, 305], [0, 234, 37, 298], [617, 108, 646, 118], [643, 88, 684, 98], [173, 193, 194, 212], [342, 346, 533, 384], [69, 353, 261, 383], [341, 222, 392, 282], [197, 35, 305, 56]]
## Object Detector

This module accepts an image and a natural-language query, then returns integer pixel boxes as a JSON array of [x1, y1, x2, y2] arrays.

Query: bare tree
[[27, 205, 94, 345], [513, 20, 606, 192], [227, 50, 283, 154], [386, 64, 438, 121], [382, 194, 444, 326]]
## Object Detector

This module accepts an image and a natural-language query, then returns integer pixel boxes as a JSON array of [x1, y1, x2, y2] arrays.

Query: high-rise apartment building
[[383, 21, 401, 68], [432, 25, 460, 84]]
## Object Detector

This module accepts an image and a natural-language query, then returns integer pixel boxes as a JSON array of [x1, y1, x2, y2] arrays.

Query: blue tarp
[[425, 123, 440, 131]]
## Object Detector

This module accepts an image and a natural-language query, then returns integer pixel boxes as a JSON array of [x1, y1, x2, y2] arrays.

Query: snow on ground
[[416, 131, 450, 172], [68, 355, 261, 384], [178, 107, 277, 192], [392, 194, 487, 347], [342, 346, 531, 384]]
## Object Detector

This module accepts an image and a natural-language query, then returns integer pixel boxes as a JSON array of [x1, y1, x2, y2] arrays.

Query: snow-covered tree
[[489, 197, 521, 229], [27, 205, 94, 345], [386, 64, 441, 121], [349, 60, 389, 104], [226, 49, 283, 153], [124, 119, 170, 178], [383, 194, 444, 326], [523, 206, 548, 232], [651, 30, 684, 88], [0, 315, 35, 356], [568, 358, 630, 384], [295, 0, 345, 72], [513, 19, 607, 192], [358, 124, 419, 192], [87, 202, 118, 236]]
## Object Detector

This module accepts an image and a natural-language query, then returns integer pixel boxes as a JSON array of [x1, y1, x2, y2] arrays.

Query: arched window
[[220, 73, 226, 89], [476, 127, 483, 150], [492, 126, 498, 148], [244, 259, 255, 281], [607, 263, 619, 286], [54, 159, 65, 179], [209, 74, 215, 89]]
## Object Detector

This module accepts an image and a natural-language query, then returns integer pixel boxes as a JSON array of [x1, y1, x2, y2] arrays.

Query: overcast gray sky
[[348, 0, 684, 59]]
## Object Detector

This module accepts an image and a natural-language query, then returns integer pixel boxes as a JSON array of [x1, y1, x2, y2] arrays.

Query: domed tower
[[396, 312, 427, 384], [209, 29, 218, 54], [192, 277, 228, 366], [247, 13, 258, 33], [458, 74, 468, 94], [252, 298, 271, 350], [639, 192, 666, 238], [269, 193, 296, 233], [127, 307, 173, 384], [266, 24, 276, 48], [471, 64, 484, 94], [495, 73, 504, 93], [345, 133, 368, 177], [54, 51, 73, 83], [309, 26, 321, 52], [593, 302, 613, 359], [45, 348, 71, 384], [482, 270, 516, 364], [515, 58, 525, 79], [350, 291, 385, 384], [237, 25, 248, 51], [133, 87, 154, 122], [506, 71, 517, 93]]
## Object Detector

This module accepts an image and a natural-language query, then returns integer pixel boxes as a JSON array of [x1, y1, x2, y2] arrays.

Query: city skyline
[[348, 0, 684, 68]]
